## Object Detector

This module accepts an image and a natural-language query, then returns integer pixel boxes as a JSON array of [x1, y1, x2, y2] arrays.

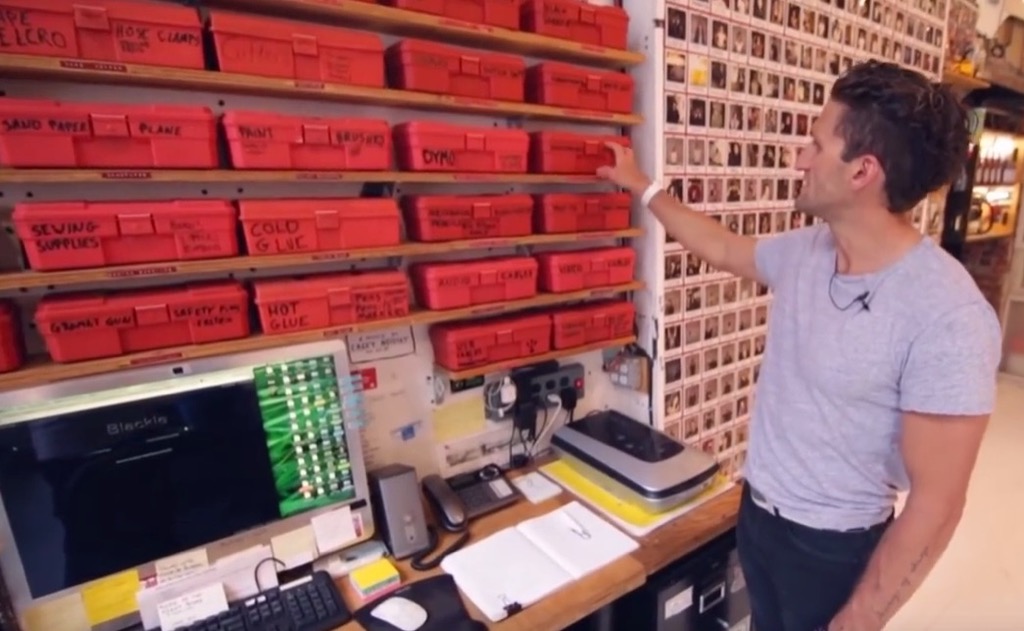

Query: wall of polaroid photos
[[655, 0, 950, 481]]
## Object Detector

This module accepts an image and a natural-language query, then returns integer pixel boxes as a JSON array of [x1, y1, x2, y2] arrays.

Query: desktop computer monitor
[[0, 340, 374, 630]]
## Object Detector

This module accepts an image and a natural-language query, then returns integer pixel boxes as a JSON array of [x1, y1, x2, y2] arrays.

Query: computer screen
[[0, 353, 357, 600]]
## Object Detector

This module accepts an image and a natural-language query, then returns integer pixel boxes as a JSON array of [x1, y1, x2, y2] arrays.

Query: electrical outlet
[[514, 363, 585, 405]]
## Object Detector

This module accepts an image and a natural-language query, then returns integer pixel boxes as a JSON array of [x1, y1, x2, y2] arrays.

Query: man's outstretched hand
[[597, 142, 653, 196]]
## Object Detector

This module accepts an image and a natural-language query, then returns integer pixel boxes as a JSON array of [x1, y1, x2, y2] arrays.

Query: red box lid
[[254, 270, 408, 304], [395, 121, 529, 149], [412, 255, 537, 281], [222, 111, 389, 146], [3, 0, 201, 27], [531, 62, 634, 89], [431, 311, 551, 338], [208, 11, 383, 53], [239, 199, 398, 222], [403, 194, 533, 213], [389, 39, 525, 72], [13, 200, 234, 240], [36, 282, 246, 329]]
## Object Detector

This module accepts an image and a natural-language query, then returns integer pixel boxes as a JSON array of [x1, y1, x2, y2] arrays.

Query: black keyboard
[[176, 571, 351, 631]]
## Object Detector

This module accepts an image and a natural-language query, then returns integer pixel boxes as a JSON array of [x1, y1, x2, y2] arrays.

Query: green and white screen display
[[254, 355, 356, 518]]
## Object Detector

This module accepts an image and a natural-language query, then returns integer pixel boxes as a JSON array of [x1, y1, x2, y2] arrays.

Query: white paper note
[[511, 472, 562, 504], [312, 506, 358, 554], [155, 549, 209, 585], [271, 526, 317, 569], [156, 583, 228, 631]]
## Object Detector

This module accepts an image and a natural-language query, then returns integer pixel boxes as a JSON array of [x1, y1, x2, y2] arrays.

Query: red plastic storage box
[[386, 40, 525, 102], [430, 312, 552, 371], [254, 270, 410, 335], [36, 282, 250, 363], [530, 132, 629, 174], [534, 192, 631, 233], [380, 0, 520, 29], [223, 111, 392, 171], [209, 11, 384, 87], [395, 122, 528, 172], [0, 98, 218, 169], [0, 301, 24, 374], [411, 256, 538, 310], [13, 200, 238, 271], [536, 246, 635, 292], [402, 194, 533, 242], [526, 63, 635, 113], [551, 300, 635, 349], [0, 0, 204, 69], [520, 0, 629, 49], [239, 199, 400, 255]]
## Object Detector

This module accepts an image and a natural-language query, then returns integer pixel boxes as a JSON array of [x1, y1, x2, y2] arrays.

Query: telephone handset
[[411, 464, 522, 571]]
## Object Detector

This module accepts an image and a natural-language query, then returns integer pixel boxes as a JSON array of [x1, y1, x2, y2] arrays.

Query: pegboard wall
[[0, 0, 644, 481], [623, 0, 952, 482]]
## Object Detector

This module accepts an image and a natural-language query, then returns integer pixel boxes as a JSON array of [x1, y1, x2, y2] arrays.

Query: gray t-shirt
[[746, 224, 1002, 531]]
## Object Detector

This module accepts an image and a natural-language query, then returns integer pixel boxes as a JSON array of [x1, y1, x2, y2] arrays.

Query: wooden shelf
[[0, 282, 642, 392], [440, 336, 636, 380], [0, 54, 642, 126], [942, 67, 991, 91], [0, 169, 602, 185], [0, 229, 642, 292], [966, 226, 1015, 242], [206, 0, 645, 69]]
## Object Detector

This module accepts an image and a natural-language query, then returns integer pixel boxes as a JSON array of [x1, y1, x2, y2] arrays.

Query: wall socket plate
[[515, 362, 585, 405]]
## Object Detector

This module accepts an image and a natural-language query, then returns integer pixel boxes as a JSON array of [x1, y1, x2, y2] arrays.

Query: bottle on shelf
[[1002, 149, 1019, 184]]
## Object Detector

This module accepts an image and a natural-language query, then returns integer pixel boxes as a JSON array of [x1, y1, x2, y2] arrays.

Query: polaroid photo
[[691, 12, 710, 50], [758, 211, 773, 234], [685, 285, 703, 315], [669, 178, 685, 203], [760, 178, 776, 202], [742, 212, 757, 235], [793, 178, 803, 198], [753, 0, 768, 20], [802, 8, 816, 37], [708, 177, 725, 205], [812, 82, 825, 105], [731, 24, 749, 58], [665, 288, 683, 318], [703, 376, 720, 405], [751, 30, 767, 61], [684, 384, 701, 411], [666, 136, 686, 169], [828, 51, 841, 75], [725, 177, 742, 204], [690, 54, 710, 88], [774, 210, 788, 232], [710, 59, 728, 92], [740, 278, 755, 301], [816, 12, 829, 39], [742, 178, 757, 204], [686, 251, 705, 279], [705, 282, 722, 311], [790, 211, 805, 229], [746, 142, 761, 169], [784, 40, 799, 67], [734, 0, 751, 19], [722, 311, 738, 339], [800, 44, 813, 71], [704, 314, 721, 343], [756, 304, 769, 328], [665, 252, 683, 283], [796, 112, 809, 136], [684, 415, 700, 441], [753, 362, 761, 386], [720, 398, 736, 425], [764, 108, 779, 135], [738, 366, 752, 390], [781, 110, 794, 135], [776, 177, 791, 202], [685, 352, 701, 381], [710, 138, 728, 169], [768, 0, 785, 28], [722, 342, 738, 370], [712, 19, 731, 52], [684, 320, 702, 350], [813, 47, 827, 74], [666, 50, 688, 86], [748, 70, 764, 97], [738, 337, 753, 362], [689, 96, 708, 128], [787, 2, 801, 30], [747, 105, 763, 133], [703, 346, 721, 373], [710, 100, 726, 129], [667, 6, 688, 43], [780, 145, 795, 169], [688, 138, 707, 167], [667, 323, 684, 353], [768, 35, 782, 64], [665, 390, 683, 417], [702, 408, 718, 435], [738, 308, 753, 334], [729, 65, 747, 95], [666, 92, 685, 126], [712, 0, 729, 14], [688, 178, 706, 204], [797, 78, 811, 103], [782, 76, 796, 101], [754, 334, 767, 357], [722, 142, 741, 169]]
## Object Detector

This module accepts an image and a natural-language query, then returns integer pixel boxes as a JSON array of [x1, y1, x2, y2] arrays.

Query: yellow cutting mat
[[539, 459, 733, 536]]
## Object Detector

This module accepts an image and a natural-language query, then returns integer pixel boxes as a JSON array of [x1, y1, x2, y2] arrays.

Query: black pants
[[736, 484, 892, 631]]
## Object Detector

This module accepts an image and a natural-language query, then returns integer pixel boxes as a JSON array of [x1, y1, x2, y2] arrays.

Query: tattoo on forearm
[[873, 546, 931, 621]]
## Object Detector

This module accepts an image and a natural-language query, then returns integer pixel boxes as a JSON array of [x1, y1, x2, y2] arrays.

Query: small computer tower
[[368, 464, 431, 559]]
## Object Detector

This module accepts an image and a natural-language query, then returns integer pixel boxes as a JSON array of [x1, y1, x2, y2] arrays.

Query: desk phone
[[423, 464, 520, 532]]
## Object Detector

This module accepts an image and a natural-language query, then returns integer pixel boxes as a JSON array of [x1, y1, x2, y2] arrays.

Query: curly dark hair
[[830, 60, 969, 213]]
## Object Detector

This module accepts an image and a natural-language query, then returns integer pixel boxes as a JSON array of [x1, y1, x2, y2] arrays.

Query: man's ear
[[849, 154, 883, 193]]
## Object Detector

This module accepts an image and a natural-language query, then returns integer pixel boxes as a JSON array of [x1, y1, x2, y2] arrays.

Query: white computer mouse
[[369, 595, 429, 631]]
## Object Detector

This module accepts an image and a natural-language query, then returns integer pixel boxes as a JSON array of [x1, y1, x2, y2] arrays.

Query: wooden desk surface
[[335, 483, 742, 630]]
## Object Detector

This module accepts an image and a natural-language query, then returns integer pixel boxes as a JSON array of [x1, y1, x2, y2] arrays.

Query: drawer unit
[[402, 194, 533, 242], [430, 312, 552, 370], [534, 192, 632, 233], [526, 62, 635, 113], [550, 300, 635, 349], [536, 246, 635, 292], [239, 199, 400, 255], [530, 131, 629, 174], [386, 39, 525, 102], [394, 121, 528, 172], [411, 256, 538, 310], [380, 0, 520, 29], [520, 0, 629, 49]]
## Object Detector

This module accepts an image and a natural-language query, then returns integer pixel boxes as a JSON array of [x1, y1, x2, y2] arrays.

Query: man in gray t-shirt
[[599, 60, 1001, 631]]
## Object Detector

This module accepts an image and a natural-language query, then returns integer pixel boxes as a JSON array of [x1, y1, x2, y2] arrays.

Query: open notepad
[[440, 501, 639, 622]]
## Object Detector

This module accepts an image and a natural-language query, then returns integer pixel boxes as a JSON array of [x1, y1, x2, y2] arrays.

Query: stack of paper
[[349, 558, 401, 601]]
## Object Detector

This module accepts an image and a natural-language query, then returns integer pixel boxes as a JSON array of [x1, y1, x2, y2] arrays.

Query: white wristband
[[640, 181, 662, 208]]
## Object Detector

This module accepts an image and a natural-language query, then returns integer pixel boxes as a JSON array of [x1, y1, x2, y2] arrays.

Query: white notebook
[[440, 501, 639, 622]]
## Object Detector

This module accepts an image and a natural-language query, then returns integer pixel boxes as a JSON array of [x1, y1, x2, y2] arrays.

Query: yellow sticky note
[[431, 398, 485, 442], [22, 592, 89, 631], [271, 525, 317, 569], [350, 558, 399, 591], [81, 570, 140, 626]]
